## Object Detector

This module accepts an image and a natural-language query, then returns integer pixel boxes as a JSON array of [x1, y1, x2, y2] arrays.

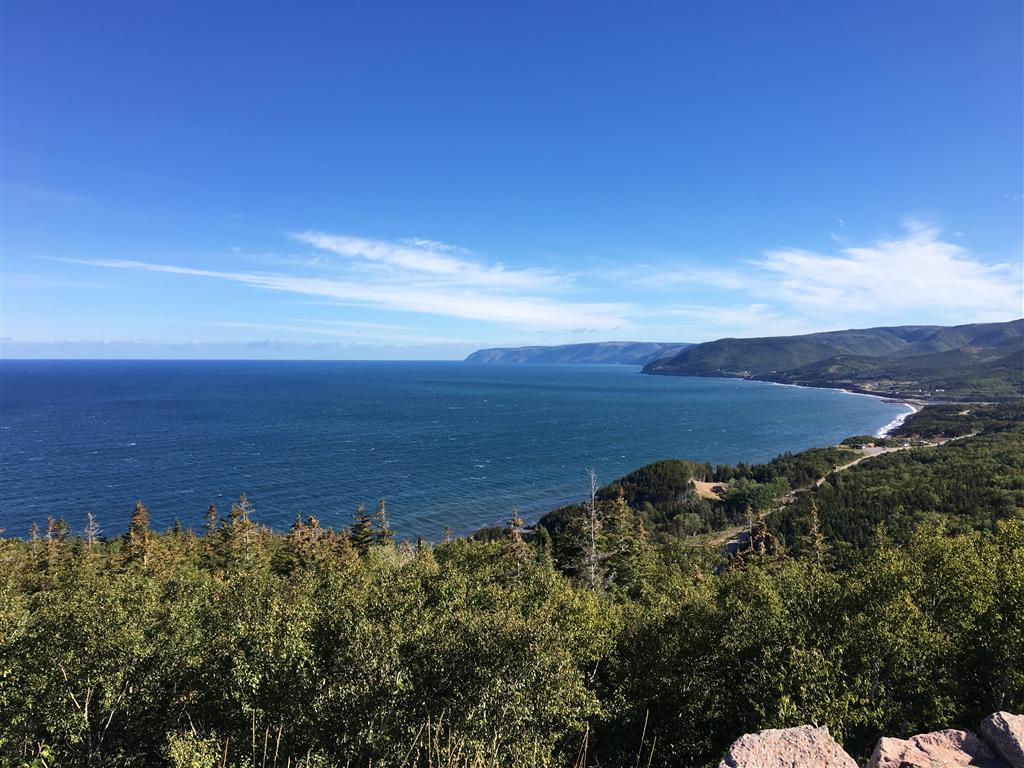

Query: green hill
[[3, 401, 1022, 768], [466, 341, 691, 365], [643, 319, 1023, 400]]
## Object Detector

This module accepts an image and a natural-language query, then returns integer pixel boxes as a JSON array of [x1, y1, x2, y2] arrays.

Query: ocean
[[0, 360, 908, 538]]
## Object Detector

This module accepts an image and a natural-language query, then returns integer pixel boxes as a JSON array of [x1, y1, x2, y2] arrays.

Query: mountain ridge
[[642, 319, 1024, 401], [465, 341, 691, 365]]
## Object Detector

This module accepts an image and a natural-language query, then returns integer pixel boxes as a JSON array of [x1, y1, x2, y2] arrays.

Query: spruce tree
[[505, 507, 531, 577], [229, 493, 252, 525], [602, 486, 648, 588], [128, 500, 151, 565], [226, 493, 258, 555], [374, 498, 394, 545], [350, 503, 374, 555], [531, 524, 554, 564], [203, 503, 219, 536], [44, 516, 70, 568], [798, 498, 828, 566]]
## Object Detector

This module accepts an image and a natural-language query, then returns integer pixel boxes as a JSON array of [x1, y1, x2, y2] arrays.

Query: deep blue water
[[0, 360, 908, 538]]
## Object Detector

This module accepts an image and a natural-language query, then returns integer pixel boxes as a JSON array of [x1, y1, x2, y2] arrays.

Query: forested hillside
[[2, 404, 1022, 768], [536, 446, 860, 543], [3, 504, 1021, 768], [537, 402, 1023, 561], [465, 341, 690, 365], [770, 420, 1024, 564], [643, 319, 1023, 400]]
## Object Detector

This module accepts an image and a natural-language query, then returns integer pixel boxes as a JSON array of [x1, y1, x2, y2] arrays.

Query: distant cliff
[[466, 341, 691, 365], [642, 319, 1024, 401]]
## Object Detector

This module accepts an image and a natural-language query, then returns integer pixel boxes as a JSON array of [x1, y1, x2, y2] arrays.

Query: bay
[[0, 360, 908, 538]]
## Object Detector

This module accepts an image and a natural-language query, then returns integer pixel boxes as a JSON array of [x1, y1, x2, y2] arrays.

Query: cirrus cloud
[[756, 220, 1022, 322], [630, 220, 1022, 332], [47, 244, 631, 331], [291, 231, 562, 290]]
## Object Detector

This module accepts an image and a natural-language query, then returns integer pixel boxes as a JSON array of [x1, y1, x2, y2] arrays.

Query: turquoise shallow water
[[0, 360, 907, 538]]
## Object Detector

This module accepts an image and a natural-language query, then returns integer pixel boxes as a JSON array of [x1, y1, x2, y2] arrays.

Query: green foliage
[[715, 446, 859, 489], [465, 341, 692, 365], [0, 507, 1021, 767], [721, 477, 791, 518], [2, 402, 1022, 767], [349, 503, 375, 555], [840, 435, 903, 448], [596, 522, 1024, 765], [897, 401, 1024, 438], [0, 513, 610, 768], [644, 319, 1023, 401], [539, 461, 721, 544], [165, 731, 222, 768], [771, 422, 1024, 563]]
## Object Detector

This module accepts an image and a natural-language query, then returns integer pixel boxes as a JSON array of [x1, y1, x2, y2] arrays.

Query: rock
[[867, 728, 1008, 768], [718, 724, 858, 768], [980, 712, 1024, 768]]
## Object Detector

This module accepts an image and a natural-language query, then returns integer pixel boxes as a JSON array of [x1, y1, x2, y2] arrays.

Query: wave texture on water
[[0, 361, 908, 537]]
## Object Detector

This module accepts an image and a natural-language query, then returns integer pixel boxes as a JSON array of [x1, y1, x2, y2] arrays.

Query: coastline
[[876, 401, 923, 438], [783, 383, 923, 438], [657, 373, 926, 440]]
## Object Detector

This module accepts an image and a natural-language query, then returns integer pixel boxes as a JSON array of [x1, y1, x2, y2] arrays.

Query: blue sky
[[2, 1, 1022, 359]]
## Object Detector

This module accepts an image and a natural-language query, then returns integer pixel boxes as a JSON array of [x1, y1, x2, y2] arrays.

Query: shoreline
[[875, 401, 922, 438], [663, 373, 926, 440], [758, 382, 924, 438], [774, 382, 922, 438]]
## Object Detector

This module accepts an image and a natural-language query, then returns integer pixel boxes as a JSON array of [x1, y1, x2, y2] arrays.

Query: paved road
[[718, 435, 976, 556]]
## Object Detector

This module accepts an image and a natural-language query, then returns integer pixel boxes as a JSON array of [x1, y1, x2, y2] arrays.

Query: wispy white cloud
[[291, 231, 561, 290], [755, 220, 1023, 322], [630, 220, 1022, 330], [204, 321, 467, 346], [49, 255, 631, 330], [36, 221, 1021, 349]]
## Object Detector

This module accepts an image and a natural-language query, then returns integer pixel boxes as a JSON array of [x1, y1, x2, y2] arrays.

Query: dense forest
[[643, 319, 1024, 401], [2, 403, 1022, 768], [464, 341, 691, 365], [770, 412, 1024, 564]]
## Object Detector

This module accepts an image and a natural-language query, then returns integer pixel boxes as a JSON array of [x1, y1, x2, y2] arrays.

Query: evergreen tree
[[601, 486, 650, 589], [350, 503, 374, 555], [505, 507, 532, 578], [44, 516, 70, 568], [203, 503, 219, 536], [229, 493, 252, 525], [744, 506, 782, 563], [531, 524, 554, 564], [375, 498, 394, 545], [128, 500, 151, 565], [798, 498, 828, 566]]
